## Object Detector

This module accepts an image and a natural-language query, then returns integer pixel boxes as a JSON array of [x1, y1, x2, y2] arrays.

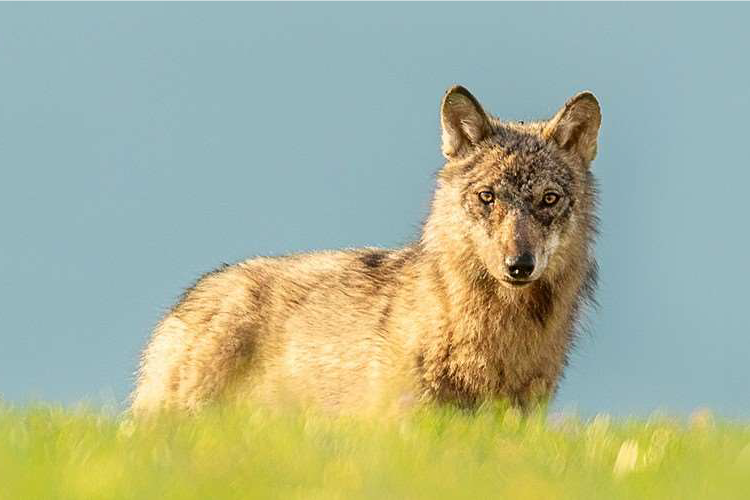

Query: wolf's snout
[[505, 253, 535, 280]]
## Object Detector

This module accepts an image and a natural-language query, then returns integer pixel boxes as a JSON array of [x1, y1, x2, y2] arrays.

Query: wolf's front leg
[[515, 377, 556, 412]]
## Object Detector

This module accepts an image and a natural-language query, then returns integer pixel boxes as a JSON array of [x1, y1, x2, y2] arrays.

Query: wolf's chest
[[430, 313, 569, 406]]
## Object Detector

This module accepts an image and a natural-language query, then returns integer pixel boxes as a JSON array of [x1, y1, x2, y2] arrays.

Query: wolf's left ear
[[440, 85, 491, 159], [544, 92, 601, 166]]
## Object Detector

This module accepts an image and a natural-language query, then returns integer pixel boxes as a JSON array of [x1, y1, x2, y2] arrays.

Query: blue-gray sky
[[1, 3, 749, 416]]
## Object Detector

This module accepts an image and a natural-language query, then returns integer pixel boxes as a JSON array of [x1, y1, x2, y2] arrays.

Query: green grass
[[2, 402, 749, 499]]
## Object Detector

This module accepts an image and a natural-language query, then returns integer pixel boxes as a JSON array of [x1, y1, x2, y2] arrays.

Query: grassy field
[[1, 402, 749, 500]]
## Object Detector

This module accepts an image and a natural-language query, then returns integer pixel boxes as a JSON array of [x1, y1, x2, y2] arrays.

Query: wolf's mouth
[[502, 279, 534, 288]]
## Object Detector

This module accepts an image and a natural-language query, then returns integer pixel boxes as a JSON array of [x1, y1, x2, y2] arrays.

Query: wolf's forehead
[[471, 144, 573, 189]]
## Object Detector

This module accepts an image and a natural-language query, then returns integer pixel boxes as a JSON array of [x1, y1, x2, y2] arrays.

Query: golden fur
[[131, 86, 601, 415]]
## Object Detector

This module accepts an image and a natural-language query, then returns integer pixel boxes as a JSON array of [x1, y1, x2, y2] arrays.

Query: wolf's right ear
[[440, 85, 491, 159]]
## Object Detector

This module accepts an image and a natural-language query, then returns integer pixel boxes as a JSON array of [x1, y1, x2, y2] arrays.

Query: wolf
[[131, 85, 601, 415]]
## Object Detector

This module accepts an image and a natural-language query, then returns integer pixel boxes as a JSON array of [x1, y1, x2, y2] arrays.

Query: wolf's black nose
[[505, 253, 535, 280]]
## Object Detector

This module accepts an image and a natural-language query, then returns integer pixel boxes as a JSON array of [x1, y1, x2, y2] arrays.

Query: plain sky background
[[1, 3, 749, 417]]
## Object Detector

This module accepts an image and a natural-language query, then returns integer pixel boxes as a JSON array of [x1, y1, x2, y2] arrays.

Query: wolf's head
[[424, 86, 600, 291]]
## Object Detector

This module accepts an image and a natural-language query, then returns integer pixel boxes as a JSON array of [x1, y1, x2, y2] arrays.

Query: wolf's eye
[[542, 192, 560, 207], [478, 191, 495, 204]]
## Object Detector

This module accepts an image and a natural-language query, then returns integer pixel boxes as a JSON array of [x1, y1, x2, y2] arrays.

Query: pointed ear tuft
[[440, 85, 491, 159], [544, 91, 601, 166]]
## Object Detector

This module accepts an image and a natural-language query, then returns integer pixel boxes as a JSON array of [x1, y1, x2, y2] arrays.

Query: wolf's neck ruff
[[131, 86, 600, 415], [416, 213, 594, 407]]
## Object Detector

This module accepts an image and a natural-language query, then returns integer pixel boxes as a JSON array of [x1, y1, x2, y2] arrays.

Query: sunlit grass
[[1, 401, 749, 499]]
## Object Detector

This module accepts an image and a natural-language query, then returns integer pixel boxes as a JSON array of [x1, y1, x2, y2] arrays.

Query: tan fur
[[131, 86, 601, 415]]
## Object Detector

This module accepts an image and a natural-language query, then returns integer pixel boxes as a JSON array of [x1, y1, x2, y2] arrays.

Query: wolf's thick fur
[[132, 86, 601, 415]]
